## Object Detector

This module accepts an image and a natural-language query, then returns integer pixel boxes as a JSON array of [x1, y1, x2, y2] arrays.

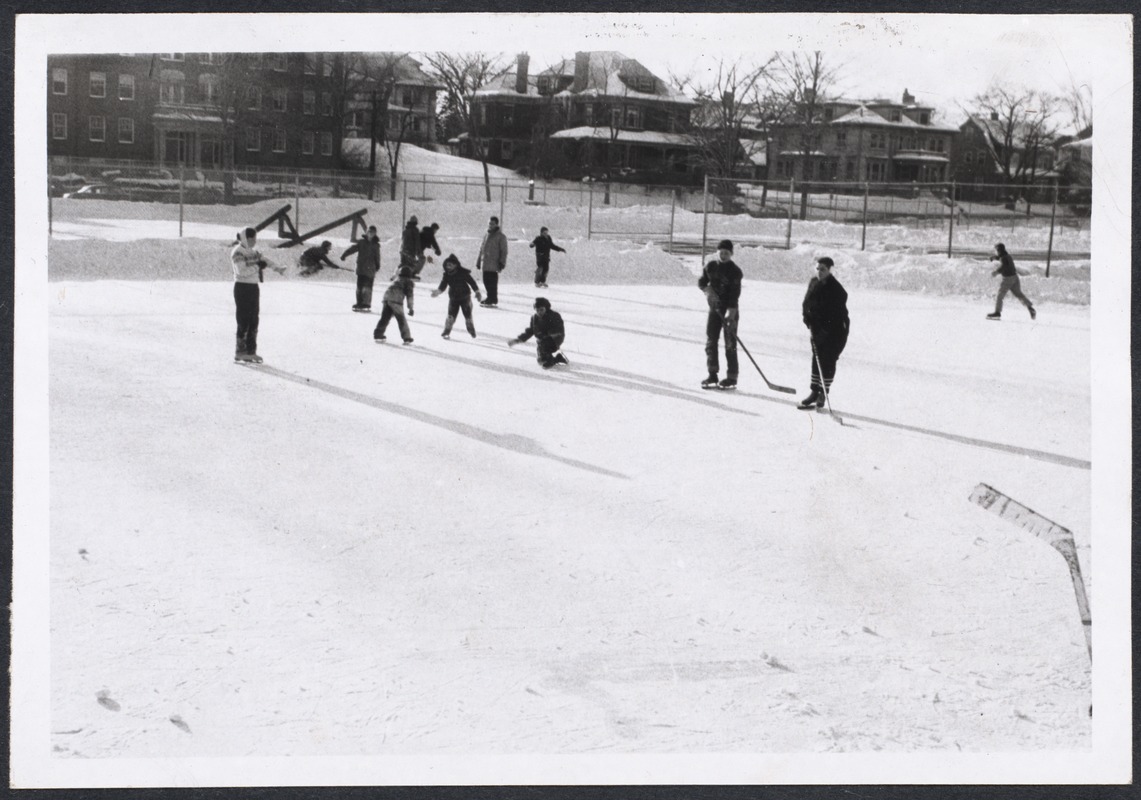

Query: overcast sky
[[29, 12, 1126, 133]]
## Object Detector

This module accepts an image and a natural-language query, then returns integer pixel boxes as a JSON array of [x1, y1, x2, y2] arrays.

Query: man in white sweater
[[231, 227, 285, 363]]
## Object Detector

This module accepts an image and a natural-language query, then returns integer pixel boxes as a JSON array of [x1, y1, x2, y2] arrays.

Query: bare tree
[[973, 84, 1061, 214], [772, 51, 838, 220], [423, 52, 510, 202], [205, 53, 262, 203], [1061, 78, 1092, 135]]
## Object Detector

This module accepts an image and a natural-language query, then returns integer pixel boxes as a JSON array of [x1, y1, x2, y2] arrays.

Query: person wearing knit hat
[[798, 256, 849, 410], [987, 242, 1036, 321], [431, 253, 482, 339], [697, 239, 743, 389], [508, 297, 569, 368], [230, 226, 285, 363], [374, 266, 416, 344]]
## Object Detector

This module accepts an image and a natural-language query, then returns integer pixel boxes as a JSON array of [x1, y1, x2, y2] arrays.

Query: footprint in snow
[[95, 690, 120, 712]]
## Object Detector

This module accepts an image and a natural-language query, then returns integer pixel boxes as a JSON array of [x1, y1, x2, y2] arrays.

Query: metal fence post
[[786, 178, 794, 250], [178, 166, 185, 238], [861, 182, 869, 251], [1046, 181, 1058, 278], [947, 181, 955, 258], [587, 181, 594, 241], [500, 182, 506, 223], [668, 187, 677, 256], [295, 173, 301, 234], [701, 175, 711, 261], [401, 178, 407, 223]]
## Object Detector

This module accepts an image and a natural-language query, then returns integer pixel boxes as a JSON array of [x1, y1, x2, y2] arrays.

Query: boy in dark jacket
[[798, 256, 850, 410], [416, 222, 442, 279], [298, 240, 336, 276], [508, 297, 568, 368], [374, 266, 416, 345], [987, 242, 1036, 320], [399, 215, 420, 276], [697, 239, 743, 389], [431, 253, 482, 339], [529, 226, 566, 288], [341, 226, 381, 311]]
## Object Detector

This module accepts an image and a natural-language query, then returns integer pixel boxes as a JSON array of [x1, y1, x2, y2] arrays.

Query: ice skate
[[1029, 305, 1037, 320], [797, 388, 821, 410], [986, 312, 1001, 320], [701, 374, 720, 389], [718, 377, 737, 390], [402, 338, 414, 346], [552, 351, 569, 366], [374, 335, 387, 342]]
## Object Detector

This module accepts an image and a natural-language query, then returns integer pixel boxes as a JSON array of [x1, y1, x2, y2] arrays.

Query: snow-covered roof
[[549, 126, 696, 147], [831, 104, 958, 132], [541, 51, 693, 105], [891, 152, 950, 163], [1060, 136, 1093, 151], [473, 71, 543, 99]]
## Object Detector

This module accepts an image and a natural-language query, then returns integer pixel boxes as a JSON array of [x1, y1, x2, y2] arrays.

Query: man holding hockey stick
[[698, 239, 743, 390], [798, 256, 850, 411]]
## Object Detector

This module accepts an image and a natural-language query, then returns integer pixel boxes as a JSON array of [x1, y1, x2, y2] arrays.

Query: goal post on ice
[[969, 482, 1091, 661]]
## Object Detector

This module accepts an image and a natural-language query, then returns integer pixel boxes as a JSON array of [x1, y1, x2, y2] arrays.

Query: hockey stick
[[733, 331, 796, 394], [811, 338, 846, 425]]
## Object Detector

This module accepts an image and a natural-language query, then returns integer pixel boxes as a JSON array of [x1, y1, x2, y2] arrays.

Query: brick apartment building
[[342, 53, 441, 149]]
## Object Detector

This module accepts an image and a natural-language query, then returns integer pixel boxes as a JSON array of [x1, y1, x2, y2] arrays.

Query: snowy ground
[[12, 202, 1128, 787]]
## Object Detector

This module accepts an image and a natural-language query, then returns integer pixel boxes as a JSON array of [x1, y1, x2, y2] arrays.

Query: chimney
[[573, 51, 589, 93], [902, 88, 914, 105], [515, 53, 529, 95], [722, 89, 735, 111]]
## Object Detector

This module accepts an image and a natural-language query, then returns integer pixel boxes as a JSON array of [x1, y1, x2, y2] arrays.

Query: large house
[[462, 51, 697, 179], [47, 52, 347, 171], [952, 113, 1058, 186], [768, 90, 958, 184], [342, 54, 441, 148]]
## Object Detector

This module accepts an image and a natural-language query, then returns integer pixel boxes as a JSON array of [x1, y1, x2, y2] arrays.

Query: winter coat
[[420, 226, 442, 256], [342, 236, 381, 278], [529, 234, 565, 264], [802, 274, 850, 345], [299, 245, 334, 269], [991, 251, 1017, 277], [516, 310, 565, 348], [476, 227, 509, 273], [437, 266, 480, 300], [400, 222, 420, 265], [231, 230, 278, 284], [697, 258, 743, 311], [383, 276, 415, 310]]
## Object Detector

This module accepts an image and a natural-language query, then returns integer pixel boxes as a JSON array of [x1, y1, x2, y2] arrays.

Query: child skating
[[430, 254, 482, 339], [987, 242, 1036, 321], [507, 297, 569, 368], [528, 226, 566, 288], [373, 266, 416, 345]]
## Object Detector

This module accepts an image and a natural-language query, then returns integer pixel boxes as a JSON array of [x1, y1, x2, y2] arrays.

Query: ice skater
[[507, 297, 569, 368], [698, 239, 743, 390], [417, 222, 442, 279], [528, 226, 566, 288], [341, 225, 381, 312], [399, 214, 421, 278], [374, 266, 416, 345], [231, 227, 286, 363], [798, 256, 850, 410], [476, 215, 508, 307], [431, 254, 482, 339], [987, 242, 1036, 321], [297, 240, 336, 276]]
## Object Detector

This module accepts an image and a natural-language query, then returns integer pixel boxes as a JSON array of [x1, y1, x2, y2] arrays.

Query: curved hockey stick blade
[[735, 334, 796, 394]]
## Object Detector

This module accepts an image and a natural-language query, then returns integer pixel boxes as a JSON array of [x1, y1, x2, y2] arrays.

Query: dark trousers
[[810, 333, 847, 393], [705, 309, 739, 378], [444, 295, 476, 336], [994, 275, 1032, 314], [234, 282, 260, 355], [534, 258, 550, 286], [375, 300, 412, 341], [355, 274, 375, 309], [412, 253, 427, 277], [482, 270, 499, 304], [535, 335, 563, 366]]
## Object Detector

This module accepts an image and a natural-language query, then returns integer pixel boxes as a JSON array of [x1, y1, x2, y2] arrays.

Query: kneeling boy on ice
[[373, 266, 416, 344], [430, 254, 482, 339], [508, 297, 569, 368]]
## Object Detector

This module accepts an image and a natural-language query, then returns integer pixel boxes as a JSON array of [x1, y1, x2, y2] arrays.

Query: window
[[402, 89, 414, 107], [625, 107, 641, 128], [272, 88, 287, 112], [304, 53, 317, 74], [836, 130, 847, 147], [869, 132, 884, 150], [583, 104, 593, 125], [965, 151, 974, 164], [320, 132, 333, 156], [88, 115, 105, 142], [89, 72, 106, 98], [245, 128, 260, 151], [198, 53, 215, 64], [412, 116, 422, 132], [302, 131, 315, 154], [321, 92, 333, 116], [866, 160, 885, 181], [636, 76, 654, 93], [932, 138, 944, 153], [538, 77, 551, 95], [502, 105, 514, 126], [889, 110, 901, 122], [479, 104, 487, 126], [303, 90, 315, 115], [160, 53, 184, 61], [322, 57, 333, 77], [52, 112, 67, 140], [273, 128, 287, 153], [845, 159, 855, 179], [247, 86, 261, 110], [823, 107, 834, 121], [919, 112, 930, 125], [610, 107, 622, 128], [199, 75, 217, 104], [52, 67, 68, 95], [271, 53, 287, 72], [977, 149, 987, 163], [501, 140, 514, 160], [118, 74, 135, 100], [118, 117, 134, 144], [159, 79, 184, 105]]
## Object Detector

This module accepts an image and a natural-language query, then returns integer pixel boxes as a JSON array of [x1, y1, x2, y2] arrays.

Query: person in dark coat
[[431, 253, 482, 339], [298, 240, 336, 276], [697, 239, 743, 389], [508, 296, 568, 368], [987, 242, 1036, 320], [341, 226, 381, 312], [415, 222, 442, 279], [399, 215, 420, 276], [528, 226, 566, 288], [798, 256, 850, 410], [374, 266, 416, 344]]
